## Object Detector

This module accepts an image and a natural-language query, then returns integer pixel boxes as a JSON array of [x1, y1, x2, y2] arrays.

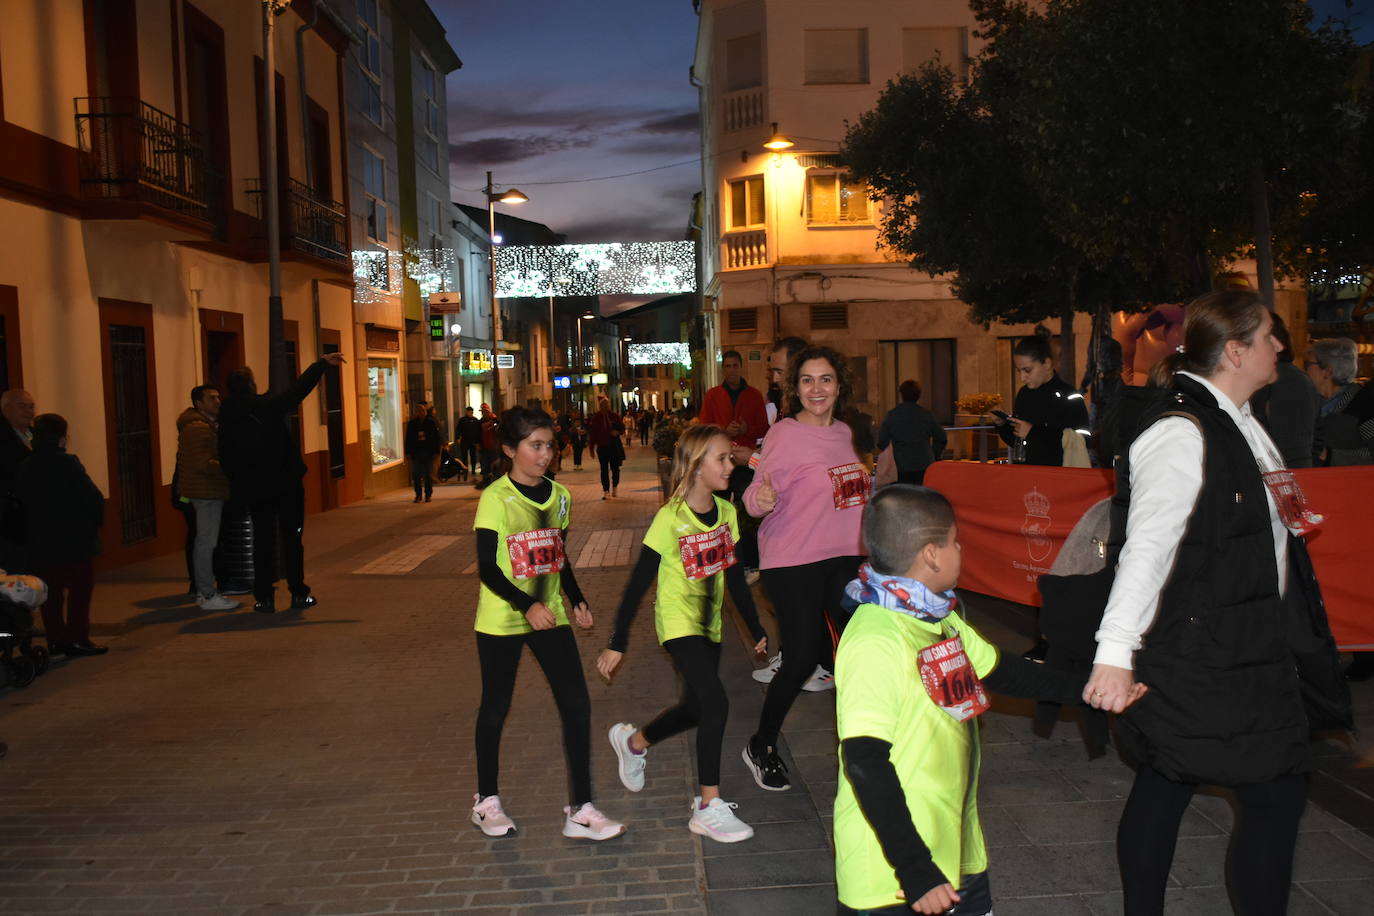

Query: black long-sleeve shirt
[[475, 478, 585, 615], [842, 652, 1083, 903], [607, 502, 766, 652], [997, 375, 1089, 466]]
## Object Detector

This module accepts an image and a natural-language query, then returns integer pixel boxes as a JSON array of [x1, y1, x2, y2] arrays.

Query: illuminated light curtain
[[494, 241, 697, 297]]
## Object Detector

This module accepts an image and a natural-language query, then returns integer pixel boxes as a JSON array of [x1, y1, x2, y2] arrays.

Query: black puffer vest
[[1108, 375, 1313, 785]]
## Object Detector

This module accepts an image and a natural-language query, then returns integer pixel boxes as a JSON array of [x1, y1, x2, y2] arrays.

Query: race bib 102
[[506, 528, 565, 580], [828, 462, 870, 510], [918, 636, 990, 723], [678, 525, 737, 580]]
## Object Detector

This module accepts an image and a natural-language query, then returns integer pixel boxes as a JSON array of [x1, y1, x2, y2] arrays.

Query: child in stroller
[[0, 571, 49, 689]]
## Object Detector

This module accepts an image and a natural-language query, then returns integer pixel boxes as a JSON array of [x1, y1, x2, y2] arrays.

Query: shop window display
[[369, 358, 401, 467]]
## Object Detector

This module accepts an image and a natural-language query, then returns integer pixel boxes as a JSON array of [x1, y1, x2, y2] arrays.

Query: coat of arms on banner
[[1020, 487, 1053, 563]]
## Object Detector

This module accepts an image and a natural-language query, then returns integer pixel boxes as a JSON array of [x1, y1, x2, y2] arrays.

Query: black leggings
[[475, 626, 593, 806], [642, 637, 726, 786], [1118, 764, 1307, 916], [755, 555, 862, 746]]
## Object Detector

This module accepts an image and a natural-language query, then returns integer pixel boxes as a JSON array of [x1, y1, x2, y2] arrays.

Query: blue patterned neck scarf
[[844, 563, 956, 622]]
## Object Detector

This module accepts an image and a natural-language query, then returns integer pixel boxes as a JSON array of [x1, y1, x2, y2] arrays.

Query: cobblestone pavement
[[2, 446, 1372, 915]]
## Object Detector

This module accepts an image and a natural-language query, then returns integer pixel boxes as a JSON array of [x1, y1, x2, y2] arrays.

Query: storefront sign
[[496, 354, 515, 369], [364, 325, 400, 352], [553, 376, 571, 389], [463, 350, 493, 372]]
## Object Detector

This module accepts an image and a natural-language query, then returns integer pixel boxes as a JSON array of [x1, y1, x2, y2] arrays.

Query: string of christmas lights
[[495, 241, 697, 297], [628, 342, 691, 367]]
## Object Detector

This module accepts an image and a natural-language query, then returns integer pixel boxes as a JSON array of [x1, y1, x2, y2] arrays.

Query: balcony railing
[[722, 88, 766, 132], [722, 229, 768, 269], [246, 177, 349, 263], [74, 97, 219, 225]]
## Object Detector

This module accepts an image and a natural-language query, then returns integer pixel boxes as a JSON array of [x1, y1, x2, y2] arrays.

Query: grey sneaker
[[609, 723, 646, 792], [197, 593, 240, 611], [688, 797, 754, 843], [752, 651, 782, 684]]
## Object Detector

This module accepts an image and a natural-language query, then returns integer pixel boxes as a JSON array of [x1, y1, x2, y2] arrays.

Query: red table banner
[[924, 462, 1374, 650]]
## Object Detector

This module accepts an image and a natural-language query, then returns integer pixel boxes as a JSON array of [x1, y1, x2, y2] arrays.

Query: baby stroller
[[0, 574, 49, 690]]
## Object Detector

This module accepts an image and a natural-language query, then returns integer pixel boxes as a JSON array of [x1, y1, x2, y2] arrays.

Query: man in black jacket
[[454, 406, 480, 483], [404, 401, 441, 502], [218, 353, 345, 613]]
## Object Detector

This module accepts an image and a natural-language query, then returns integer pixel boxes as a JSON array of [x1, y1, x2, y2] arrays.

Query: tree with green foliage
[[843, 0, 1359, 385]]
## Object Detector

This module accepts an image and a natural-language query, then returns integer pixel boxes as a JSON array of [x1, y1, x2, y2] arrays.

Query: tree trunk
[[1251, 159, 1276, 308], [1058, 295, 1076, 387]]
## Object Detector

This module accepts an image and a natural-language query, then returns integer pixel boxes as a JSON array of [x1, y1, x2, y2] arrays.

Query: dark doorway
[[879, 338, 957, 425], [320, 328, 346, 481], [99, 300, 161, 547], [0, 285, 22, 391], [199, 308, 244, 395]]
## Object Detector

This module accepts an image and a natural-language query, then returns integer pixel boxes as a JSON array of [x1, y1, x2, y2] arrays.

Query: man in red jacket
[[698, 350, 769, 570]]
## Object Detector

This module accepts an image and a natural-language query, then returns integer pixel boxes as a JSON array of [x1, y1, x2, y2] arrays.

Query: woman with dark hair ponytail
[[1084, 290, 1349, 915], [994, 329, 1089, 465]]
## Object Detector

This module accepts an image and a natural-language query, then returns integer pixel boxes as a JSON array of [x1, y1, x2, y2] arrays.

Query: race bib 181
[[678, 525, 737, 580], [828, 462, 870, 510], [918, 636, 990, 723], [506, 528, 565, 579]]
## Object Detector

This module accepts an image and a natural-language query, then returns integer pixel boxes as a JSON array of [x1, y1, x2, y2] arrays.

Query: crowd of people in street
[[464, 288, 1364, 916], [0, 284, 1368, 912]]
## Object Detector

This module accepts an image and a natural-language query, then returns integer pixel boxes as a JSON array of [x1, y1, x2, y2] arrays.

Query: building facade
[[343, 0, 460, 493], [692, 0, 1090, 426], [0, 0, 362, 567]]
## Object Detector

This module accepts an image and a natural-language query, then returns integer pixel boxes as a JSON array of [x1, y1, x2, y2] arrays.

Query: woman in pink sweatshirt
[[740, 344, 868, 792]]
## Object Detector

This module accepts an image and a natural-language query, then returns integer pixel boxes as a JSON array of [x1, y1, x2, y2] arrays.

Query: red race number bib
[[1261, 469, 1324, 536], [918, 636, 990, 723], [828, 462, 870, 510], [506, 528, 565, 579], [678, 525, 737, 580]]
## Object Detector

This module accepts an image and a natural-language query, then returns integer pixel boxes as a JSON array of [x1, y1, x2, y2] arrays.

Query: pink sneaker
[[471, 793, 516, 837], [561, 802, 625, 840]]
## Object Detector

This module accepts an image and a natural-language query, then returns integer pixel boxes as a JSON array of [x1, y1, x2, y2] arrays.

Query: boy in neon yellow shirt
[[835, 485, 1104, 914]]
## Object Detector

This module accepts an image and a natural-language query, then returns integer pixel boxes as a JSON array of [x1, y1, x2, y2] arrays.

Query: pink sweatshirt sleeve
[[742, 425, 780, 517]]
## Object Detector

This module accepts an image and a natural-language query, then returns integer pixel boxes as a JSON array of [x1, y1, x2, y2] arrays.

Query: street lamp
[[577, 312, 595, 413], [485, 171, 528, 415], [763, 122, 794, 151]]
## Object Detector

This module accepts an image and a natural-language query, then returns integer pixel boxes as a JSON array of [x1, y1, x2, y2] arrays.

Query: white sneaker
[[752, 651, 782, 684], [561, 802, 625, 841], [688, 796, 755, 843], [197, 593, 240, 611], [802, 665, 835, 692], [471, 793, 516, 837], [609, 723, 647, 792]]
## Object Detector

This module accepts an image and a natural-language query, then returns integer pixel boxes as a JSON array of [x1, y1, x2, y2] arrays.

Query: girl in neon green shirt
[[469, 407, 624, 842], [596, 425, 768, 843]]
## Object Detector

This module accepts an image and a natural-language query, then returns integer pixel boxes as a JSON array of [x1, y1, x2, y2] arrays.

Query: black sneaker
[[742, 738, 790, 791], [254, 601, 276, 614], [291, 595, 317, 610]]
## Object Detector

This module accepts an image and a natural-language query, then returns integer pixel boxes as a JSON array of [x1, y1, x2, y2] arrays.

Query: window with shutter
[[810, 304, 848, 330], [804, 29, 868, 85], [727, 308, 758, 333]]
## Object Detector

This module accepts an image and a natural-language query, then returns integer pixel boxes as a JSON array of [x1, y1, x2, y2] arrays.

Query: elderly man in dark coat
[[218, 352, 345, 613]]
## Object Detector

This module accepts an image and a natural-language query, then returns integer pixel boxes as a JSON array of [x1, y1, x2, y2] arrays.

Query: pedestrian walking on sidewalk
[[600, 422, 626, 498], [597, 425, 768, 843], [587, 396, 621, 498], [834, 485, 1097, 915], [404, 401, 440, 502], [1085, 292, 1350, 916], [18, 414, 108, 657], [455, 406, 481, 483], [470, 406, 625, 841], [740, 345, 869, 791]]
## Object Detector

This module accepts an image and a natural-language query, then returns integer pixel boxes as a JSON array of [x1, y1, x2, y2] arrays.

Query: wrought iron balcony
[[74, 97, 220, 226], [246, 177, 349, 263]]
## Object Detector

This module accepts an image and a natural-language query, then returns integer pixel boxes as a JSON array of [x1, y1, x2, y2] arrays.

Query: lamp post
[[577, 312, 594, 413], [262, 0, 291, 394], [484, 171, 528, 415]]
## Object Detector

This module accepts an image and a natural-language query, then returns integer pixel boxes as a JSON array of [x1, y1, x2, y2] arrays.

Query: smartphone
[[991, 409, 1011, 422]]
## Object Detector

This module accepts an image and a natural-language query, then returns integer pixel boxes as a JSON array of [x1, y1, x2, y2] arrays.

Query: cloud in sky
[[430, 0, 704, 241]]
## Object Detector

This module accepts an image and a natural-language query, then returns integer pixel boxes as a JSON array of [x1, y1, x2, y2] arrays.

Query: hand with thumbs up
[[755, 471, 778, 514]]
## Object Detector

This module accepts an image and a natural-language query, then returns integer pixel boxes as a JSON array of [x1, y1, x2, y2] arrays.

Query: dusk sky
[[431, 0, 703, 244], [430, 0, 1370, 245]]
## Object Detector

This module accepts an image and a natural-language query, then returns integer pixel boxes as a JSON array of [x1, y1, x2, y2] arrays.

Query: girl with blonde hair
[[597, 424, 768, 842]]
